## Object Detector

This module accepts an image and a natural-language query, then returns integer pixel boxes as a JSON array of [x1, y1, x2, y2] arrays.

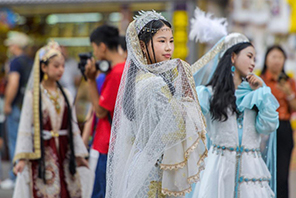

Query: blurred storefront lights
[[109, 12, 122, 23], [46, 13, 103, 24]]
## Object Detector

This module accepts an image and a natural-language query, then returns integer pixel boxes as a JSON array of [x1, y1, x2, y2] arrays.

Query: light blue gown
[[186, 81, 279, 198]]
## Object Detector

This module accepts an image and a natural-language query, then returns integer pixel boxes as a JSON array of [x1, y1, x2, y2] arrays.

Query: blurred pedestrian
[[13, 41, 91, 198], [0, 65, 6, 184], [82, 36, 126, 149], [260, 45, 296, 198], [84, 25, 125, 198], [2, 31, 33, 189], [59, 45, 81, 97]]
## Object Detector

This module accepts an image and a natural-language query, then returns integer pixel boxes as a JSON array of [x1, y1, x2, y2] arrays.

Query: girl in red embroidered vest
[[13, 41, 90, 198]]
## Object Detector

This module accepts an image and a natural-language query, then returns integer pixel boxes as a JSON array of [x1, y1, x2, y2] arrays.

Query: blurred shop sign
[[49, 37, 90, 46], [268, 0, 290, 34], [47, 13, 103, 24], [288, 0, 296, 33], [173, 10, 188, 60]]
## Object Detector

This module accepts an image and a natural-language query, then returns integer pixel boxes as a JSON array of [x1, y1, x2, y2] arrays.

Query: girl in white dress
[[189, 33, 279, 198], [106, 10, 207, 198]]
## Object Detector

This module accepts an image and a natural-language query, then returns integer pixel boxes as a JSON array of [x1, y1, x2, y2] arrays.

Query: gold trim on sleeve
[[191, 40, 225, 75]]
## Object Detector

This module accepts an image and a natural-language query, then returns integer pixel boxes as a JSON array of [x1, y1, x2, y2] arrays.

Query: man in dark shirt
[[2, 32, 33, 189]]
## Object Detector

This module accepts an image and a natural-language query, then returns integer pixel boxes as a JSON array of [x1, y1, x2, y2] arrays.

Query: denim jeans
[[6, 105, 21, 181], [89, 149, 107, 198]]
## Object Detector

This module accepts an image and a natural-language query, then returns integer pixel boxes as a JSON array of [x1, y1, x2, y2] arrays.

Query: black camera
[[78, 52, 111, 80]]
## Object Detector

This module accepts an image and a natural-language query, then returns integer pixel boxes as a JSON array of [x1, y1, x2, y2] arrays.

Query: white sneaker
[[0, 178, 15, 189]]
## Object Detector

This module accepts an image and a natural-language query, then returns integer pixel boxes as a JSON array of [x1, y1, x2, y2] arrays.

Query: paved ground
[[0, 161, 13, 198], [0, 160, 295, 198]]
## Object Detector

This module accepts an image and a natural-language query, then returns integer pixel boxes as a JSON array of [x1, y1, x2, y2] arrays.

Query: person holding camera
[[84, 25, 125, 198], [260, 45, 296, 198]]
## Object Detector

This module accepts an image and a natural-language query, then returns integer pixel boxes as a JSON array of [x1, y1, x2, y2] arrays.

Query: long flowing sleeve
[[14, 90, 34, 162], [235, 81, 279, 134], [196, 85, 212, 115], [255, 91, 279, 135], [159, 85, 207, 196]]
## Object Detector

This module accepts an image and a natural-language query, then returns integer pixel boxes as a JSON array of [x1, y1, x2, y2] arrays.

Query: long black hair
[[123, 19, 173, 121], [207, 42, 253, 122], [38, 56, 76, 183], [261, 45, 287, 76]]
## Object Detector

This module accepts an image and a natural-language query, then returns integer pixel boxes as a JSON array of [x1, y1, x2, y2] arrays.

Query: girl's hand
[[13, 159, 26, 174], [246, 74, 263, 90], [76, 157, 89, 168]]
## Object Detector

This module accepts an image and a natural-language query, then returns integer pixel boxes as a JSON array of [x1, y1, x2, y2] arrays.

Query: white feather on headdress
[[189, 7, 228, 44]]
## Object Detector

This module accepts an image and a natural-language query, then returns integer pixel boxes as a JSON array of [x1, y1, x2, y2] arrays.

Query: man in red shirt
[[85, 25, 125, 198]]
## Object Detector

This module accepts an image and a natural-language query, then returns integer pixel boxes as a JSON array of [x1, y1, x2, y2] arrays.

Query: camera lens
[[99, 60, 110, 73]]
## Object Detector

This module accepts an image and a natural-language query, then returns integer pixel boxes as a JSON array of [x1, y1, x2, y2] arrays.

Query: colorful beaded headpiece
[[134, 10, 167, 34], [39, 40, 61, 62]]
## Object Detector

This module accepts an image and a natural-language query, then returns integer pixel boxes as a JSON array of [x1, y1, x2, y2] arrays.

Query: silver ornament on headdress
[[134, 10, 167, 34], [220, 33, 249, 57]]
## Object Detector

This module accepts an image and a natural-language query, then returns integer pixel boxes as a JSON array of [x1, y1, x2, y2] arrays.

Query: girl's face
[[143, 25, 174, 64], [42, 55, 65, 81], [265, 48, 285, 75], [232, 46, 256, 78]]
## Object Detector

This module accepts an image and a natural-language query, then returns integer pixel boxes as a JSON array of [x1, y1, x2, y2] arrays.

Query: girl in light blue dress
[[188, 33, 279, 198]]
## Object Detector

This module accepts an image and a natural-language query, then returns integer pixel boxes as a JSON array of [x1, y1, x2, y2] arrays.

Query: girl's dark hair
[[207, 42, 253, 122], [261, 45, 287, 76], [38, 57, 76, 183], [123, 19, 172, 121]]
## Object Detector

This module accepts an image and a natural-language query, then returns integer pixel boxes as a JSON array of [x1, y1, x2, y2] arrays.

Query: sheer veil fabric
[[106, 13, 207, 198]]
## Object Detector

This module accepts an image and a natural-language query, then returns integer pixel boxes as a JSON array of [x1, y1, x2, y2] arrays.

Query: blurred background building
[[0, 0, 295, 197], [0, 0, 295, 70]]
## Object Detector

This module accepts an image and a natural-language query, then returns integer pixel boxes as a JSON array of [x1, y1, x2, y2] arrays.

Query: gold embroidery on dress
[[34, 147, 60, 197], [63, 151, 82, 198], [161, 186, 192, 197], [136, 72, 154, 83], [148, 181, 165, 198]]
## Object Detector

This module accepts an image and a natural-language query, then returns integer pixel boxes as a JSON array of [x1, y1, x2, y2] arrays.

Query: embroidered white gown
[[13, 88, 93, 198]]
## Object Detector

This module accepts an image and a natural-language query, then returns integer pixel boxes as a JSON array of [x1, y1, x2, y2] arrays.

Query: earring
[[142, 51, 148, 64], [231, 66, 236, 72], [44, 73, 48, 81]]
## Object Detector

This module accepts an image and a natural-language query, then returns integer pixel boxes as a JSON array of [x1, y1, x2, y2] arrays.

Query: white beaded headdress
[[133, 10, 167, 34]]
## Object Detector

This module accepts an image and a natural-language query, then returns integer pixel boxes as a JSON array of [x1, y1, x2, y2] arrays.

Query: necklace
[[42, 86, 61, 114]]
